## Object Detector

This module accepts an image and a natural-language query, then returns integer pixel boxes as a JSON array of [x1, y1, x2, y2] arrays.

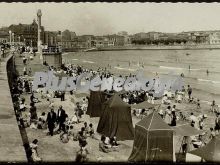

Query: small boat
[[186, 53, 190, 56]]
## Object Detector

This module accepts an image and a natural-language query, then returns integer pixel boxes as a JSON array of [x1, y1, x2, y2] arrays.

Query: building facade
[[8, 19, 44, 47], [43, 31, 59, 46], [0, 31, 9, 44], [208, 33, 220, 44]]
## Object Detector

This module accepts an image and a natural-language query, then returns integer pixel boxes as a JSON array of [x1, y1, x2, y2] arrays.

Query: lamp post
[[9, 30, 12, 47], [24, 38, 26, 46], [12, 33, 14, 46]]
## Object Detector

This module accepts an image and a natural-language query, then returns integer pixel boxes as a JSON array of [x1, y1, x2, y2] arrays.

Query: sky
[[1, 2, 220, 35]]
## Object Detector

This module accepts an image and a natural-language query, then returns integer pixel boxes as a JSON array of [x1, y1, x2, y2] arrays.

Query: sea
[[62, 49, 220, 105]]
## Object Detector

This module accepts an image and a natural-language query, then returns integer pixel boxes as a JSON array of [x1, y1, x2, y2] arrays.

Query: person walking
[[46, 108, 56, 136], [57, 106, 67, 133]]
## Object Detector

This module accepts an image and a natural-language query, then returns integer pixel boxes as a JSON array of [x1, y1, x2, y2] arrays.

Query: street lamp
[[24, 38, 26, 46], [9, 30, 12, 47], [12, 33, 14, 46]]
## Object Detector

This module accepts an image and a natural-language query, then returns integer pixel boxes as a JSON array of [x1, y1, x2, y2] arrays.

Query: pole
[[9, 31, 12, 47], [60, 31, 62, 52], [12, 33, 14, 46]]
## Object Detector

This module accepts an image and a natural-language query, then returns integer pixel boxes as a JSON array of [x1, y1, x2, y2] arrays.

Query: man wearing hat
[[46, 107, 57, 136], [57, 105, 67, 133]]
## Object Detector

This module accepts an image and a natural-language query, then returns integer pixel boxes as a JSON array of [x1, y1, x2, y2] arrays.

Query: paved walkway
[[0, 53, 27, 162]]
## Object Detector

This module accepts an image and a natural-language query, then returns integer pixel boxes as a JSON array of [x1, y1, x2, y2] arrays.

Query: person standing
[[164, 106, 172, 125], [30, 102, 38, 123], [57, 106, 67, 133], [60, 91, 65, 101], [199, 118, 204, 130], [189, 113, 197, 128], [23, 66, 27, 76], [75, 102, 83, 122], [209, 128, 216, 139], [76, 140, 89, 162], [187, 85, 192, 100], [211, 100, 216, 113], [197, 99, 201, 109], [215, 113, 220, 134], [170, 111, 177, 126], [46, 108, 56, 136], [172, 105, 176, 112]]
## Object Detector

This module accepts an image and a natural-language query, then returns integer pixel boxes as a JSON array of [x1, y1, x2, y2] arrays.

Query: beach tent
[[173, 124, 204, 137], [131, 101, 160, 110], [128, 112, 175, 162], [173, 123, 205, 158], [86, 91, 106, 117], [189, 135, 220, 162], [96, 94, 134, 140]]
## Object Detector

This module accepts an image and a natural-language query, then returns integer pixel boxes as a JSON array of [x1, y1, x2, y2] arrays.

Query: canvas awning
[[189, 135, 220, 162], [131, 101, 160, 110], [173, 124, 204, 137]]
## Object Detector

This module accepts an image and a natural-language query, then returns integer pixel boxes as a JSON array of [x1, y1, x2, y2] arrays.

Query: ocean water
[[63, 49, 220, 105]]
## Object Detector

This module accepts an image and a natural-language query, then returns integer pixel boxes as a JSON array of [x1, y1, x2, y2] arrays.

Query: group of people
[[10, 47, 220, 162]]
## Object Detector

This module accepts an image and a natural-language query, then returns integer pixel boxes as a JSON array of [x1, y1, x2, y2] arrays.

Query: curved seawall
[[0, 53, 27, 162]]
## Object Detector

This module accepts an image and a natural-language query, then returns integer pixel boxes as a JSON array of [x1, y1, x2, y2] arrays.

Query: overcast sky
[[1, 3, 220, 35]]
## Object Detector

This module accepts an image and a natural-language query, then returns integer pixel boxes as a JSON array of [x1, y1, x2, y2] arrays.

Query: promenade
[[0, 52, 27, 162]]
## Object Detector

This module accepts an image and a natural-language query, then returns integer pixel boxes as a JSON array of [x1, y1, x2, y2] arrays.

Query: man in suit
[[57, 106, 67, 133], [46, 108, 56, 136]]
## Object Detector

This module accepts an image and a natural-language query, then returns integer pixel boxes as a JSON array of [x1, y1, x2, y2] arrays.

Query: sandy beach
[[14, 52, 218, 162]]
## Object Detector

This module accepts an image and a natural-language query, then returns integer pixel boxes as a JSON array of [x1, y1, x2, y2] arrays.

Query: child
[[197, 99, 201, 109], [210, 128, 216, 139], [199, 118, 204, 130], [88, 123, 95, 138], [30, 139, 42, 162]]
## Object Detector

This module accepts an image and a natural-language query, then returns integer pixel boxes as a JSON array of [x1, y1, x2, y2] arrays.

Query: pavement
[[0, 52, 27, 162]]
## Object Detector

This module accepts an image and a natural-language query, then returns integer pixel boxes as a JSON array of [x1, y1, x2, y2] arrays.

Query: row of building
[[132, 31, 220, 45], [1, 19, 220, 51], [0, 20, 131, 51]]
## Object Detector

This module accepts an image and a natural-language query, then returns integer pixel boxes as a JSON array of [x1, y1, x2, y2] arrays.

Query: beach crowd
[[9, 47, 220, 162]]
